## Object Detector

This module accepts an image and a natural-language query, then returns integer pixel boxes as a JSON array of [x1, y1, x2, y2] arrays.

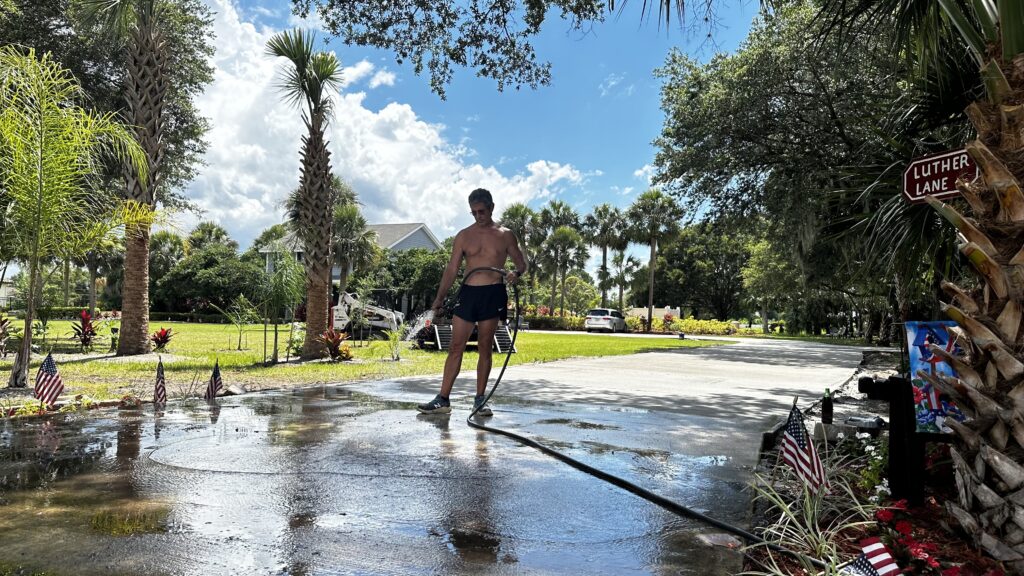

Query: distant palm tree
[[79, 0, 172, 356], [584, 203, 626, 307], [188, 222, 237, 252], [626, 190, 684, 331], [267, 29, 342, 359], [610, 249, 640, 312], [77, 237, 124, 316], [543, 226, 586, 317], [332, 203, 379, 295]]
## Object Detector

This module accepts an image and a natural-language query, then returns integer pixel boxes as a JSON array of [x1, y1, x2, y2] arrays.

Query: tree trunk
[[618, 285, 624, 311], [118, 225, 152, 355], [559, 267, 567, 318], [272, 319, 280, 364], [600, 245, 608, 307], [549, 263, 558, 316], [761, 300, 769, 334], [8, 258, 40, 388], [62, 259, 70, 307], [302, 274, 329, 359], [646, 239, 657, 332], [88, 263, 99, 316]]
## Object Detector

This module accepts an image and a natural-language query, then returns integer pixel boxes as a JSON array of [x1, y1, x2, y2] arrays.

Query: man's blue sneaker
[[417, 394, 451, 414], [472, 394, 493, 417]]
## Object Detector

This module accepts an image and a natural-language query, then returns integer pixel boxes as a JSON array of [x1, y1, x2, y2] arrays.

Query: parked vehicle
[[585, 308, 627, 333], [332, 293, 404, 332]]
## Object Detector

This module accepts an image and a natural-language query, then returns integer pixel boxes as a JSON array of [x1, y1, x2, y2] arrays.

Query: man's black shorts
[[454, 283, 508, 323]]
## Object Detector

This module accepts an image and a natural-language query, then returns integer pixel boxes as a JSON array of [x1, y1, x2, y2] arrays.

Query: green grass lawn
[[0, 321, 728, 402]]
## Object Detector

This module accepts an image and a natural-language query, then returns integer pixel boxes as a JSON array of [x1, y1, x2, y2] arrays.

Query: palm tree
[[148, 230, 186, 298], [77, 237, 124, 316], [267, 29, 342, 359], [820, 1, 1024, 565], [543, 226, 585, 317], [79, 0, 173, 356], [610, 249, 640, 312], [188, 221, 238, 252], [263, 241, 305, 364], [0, 46, 146, 387], [332, 203, 380, 295], [584, 203, 626, 307], [626, 189, 683, 331]]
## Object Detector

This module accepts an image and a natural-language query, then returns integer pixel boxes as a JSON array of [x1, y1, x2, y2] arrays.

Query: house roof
[[259, 223, 441, 253], [368, 223, 442, 250]]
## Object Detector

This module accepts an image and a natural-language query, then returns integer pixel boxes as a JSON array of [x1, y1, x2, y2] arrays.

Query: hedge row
[[149, 312, 230, 324]]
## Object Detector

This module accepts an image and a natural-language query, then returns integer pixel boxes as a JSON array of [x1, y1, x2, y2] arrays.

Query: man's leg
[[474, 318, 500, 395], [418, 316, 476, 414], [440, 315, 476, 397]]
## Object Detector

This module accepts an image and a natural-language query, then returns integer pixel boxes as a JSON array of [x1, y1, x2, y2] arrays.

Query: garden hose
[[456, 267, 828, 570]]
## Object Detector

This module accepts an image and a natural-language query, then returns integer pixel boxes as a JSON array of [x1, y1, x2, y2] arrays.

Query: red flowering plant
[[872, 498, 1004, 575], [151, 327, 173, 352], [71, 309, 99, 351]]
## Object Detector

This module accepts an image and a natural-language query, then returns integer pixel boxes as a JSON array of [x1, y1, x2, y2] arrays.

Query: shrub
[[286, 323, 305, 357], [317, 329, 352, 361], [149, 312, 228, 324], [626, 315, 648, 332], [669, 317, 736, 335], [150, 327, 173, 351], [663, 312, 675, 326], [71, 309, 99, 351]]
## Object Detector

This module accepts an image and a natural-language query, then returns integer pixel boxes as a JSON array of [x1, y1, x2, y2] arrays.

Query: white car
[[585, 308, 627, 333]]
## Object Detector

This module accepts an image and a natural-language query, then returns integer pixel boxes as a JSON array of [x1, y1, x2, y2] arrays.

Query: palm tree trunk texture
[[298, 114, 334, 359], [117, 18, 167, 356], [924, 92, 1024, 570], [118, 225, 152, 355], [646, 240, 656, 332]]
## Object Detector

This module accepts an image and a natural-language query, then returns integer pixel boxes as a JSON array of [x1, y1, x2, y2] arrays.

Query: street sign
[[903, 148, 979, 203]]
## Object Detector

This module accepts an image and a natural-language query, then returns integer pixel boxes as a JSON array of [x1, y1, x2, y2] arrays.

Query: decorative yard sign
[[902, 148, 979, 203], [905, 321, 968, 434]]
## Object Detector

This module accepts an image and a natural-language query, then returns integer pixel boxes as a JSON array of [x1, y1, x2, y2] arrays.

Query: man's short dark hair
[[468, 188, 494, 210]]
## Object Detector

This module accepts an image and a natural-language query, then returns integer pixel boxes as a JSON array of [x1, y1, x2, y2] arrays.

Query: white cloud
[[368, 70, 396, 88], [340, 60, 375, 88], [599, 73, 635, 98], [633, 164, 655, 184], [185, 0, 585, 247]]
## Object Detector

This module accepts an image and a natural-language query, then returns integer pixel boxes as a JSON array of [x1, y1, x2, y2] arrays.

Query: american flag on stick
[[154, 357, 167, 405], [33, 353, 64, 409], [204, 360, 222, 401], [782, 403, 830, 493], [841, 537, 901, 575]]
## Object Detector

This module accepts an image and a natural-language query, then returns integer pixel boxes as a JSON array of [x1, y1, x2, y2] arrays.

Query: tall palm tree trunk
[[925, 80, 1024, 569], [298, 115, 334, 359], [549, 265, 558, 316], [559, 266, 567, 317], [119, 225, 152, 354], [7, 262, 40, 388], [646, 240, 657, 332], [117, 18, 167, 356]]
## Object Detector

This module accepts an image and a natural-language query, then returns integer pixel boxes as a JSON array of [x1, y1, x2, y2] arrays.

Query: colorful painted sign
[[905, 321, 968, 433]]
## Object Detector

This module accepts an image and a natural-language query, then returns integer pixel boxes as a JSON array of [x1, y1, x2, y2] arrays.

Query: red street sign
[[903, 148, 979, 203]]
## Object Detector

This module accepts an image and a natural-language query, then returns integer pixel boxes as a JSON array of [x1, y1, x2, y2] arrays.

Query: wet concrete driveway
[[0, 338, 867, 575]]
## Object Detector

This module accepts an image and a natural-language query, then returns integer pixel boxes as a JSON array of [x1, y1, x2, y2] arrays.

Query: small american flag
[[154, 358, 167, 405], [204, 360, 222, 400], [33, 353, 64, 409], [782, 404, 830, 492], [842, 537, 901, 575]]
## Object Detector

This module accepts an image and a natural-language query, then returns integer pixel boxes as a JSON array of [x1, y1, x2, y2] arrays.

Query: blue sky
[[185, 0, 760, 260]]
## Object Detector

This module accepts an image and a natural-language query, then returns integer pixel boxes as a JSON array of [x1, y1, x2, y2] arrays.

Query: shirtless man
[[417, 188, 528, 416]]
